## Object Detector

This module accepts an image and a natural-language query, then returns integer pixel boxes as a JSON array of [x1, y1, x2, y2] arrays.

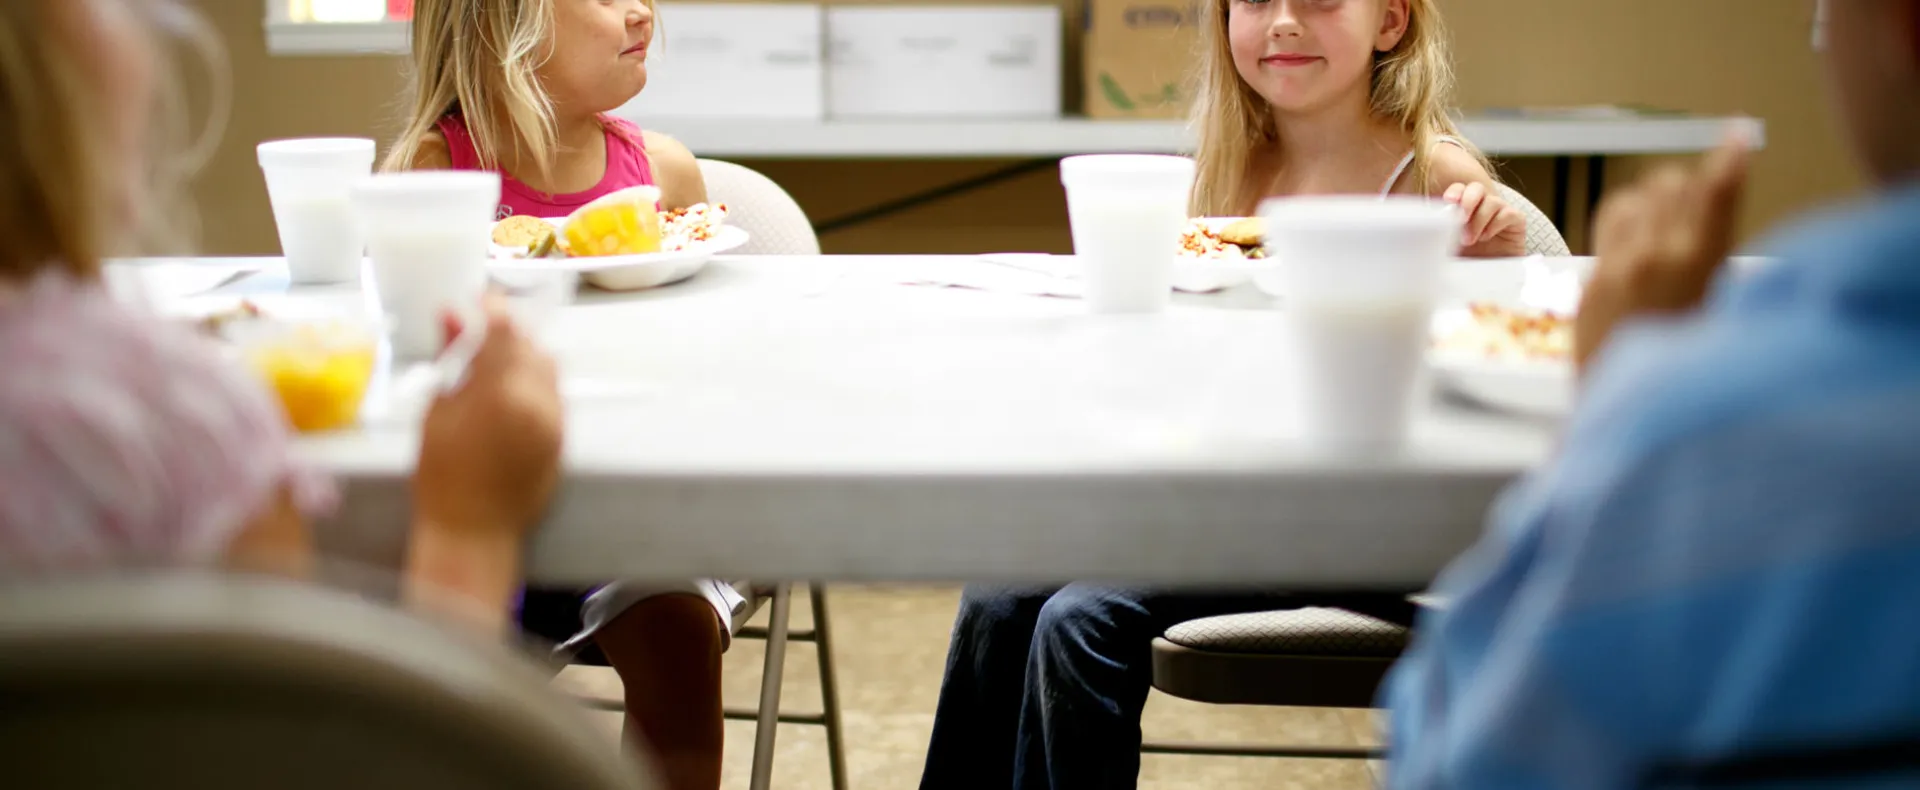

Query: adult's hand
[[1576, 130, 1753, 377]]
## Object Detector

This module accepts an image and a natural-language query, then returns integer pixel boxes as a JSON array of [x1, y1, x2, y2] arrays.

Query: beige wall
[[1448, 0, 1859, 252], [193, 0, 1860, 256], [195, 2, 408, 255]]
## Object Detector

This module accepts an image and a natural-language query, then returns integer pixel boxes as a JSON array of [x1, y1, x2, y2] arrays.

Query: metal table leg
[[1550, 155, 1572, 236], [1587, 154, 1608, 232]]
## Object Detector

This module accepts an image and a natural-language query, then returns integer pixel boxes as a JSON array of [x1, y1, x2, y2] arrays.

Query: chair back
[[696, 159, 820, 255], [1494, 182, 1572, 256], [0, 571, 653, 790]]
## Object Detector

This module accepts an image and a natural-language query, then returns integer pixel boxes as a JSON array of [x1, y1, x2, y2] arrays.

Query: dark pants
[[918, 585, 1416, 790], [517, 585, 609, 665]]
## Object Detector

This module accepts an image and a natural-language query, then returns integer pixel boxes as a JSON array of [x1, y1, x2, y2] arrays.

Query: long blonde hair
[[382, 0, 565, 180], [1188, 0, 1489, 216], [0, 0, 228, 280]]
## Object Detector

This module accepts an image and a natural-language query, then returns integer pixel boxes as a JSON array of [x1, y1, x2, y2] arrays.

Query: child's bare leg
[[594, 593, 725, 790]]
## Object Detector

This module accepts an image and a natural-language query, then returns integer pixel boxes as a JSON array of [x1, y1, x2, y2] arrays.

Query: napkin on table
[[103, 261, 264, 307], [888, 256, 1084, 298], [890, 254, 1224, 298], [1517, 255, 1583, 315]]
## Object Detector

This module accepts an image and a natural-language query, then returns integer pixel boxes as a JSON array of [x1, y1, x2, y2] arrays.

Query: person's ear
[[1376, 0, 1411, 52]]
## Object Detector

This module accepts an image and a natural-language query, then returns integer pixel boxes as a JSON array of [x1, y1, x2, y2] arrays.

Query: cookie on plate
[[1217, 217, 1264, 247], [492, 215, 555, 250]]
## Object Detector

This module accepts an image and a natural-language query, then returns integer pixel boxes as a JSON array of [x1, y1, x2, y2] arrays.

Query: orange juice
[[243, 324, 379, 433], [563, 185, 663, 257]]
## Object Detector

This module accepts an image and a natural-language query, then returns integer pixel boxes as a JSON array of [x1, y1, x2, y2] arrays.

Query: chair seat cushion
[[1161, 607, 1408, 657]]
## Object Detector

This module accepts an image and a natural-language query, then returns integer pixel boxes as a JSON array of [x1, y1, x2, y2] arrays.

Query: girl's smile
[[1260, 52, 1323, 68]]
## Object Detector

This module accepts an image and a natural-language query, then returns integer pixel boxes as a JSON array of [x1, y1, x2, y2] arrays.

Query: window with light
[[286, 0, 414, 23]]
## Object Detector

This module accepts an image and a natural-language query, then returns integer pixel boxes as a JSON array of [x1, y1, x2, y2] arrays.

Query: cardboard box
[[826, 6, 1062, 119], [622, 3, 825, 120], [1083, 0, 1199, 119]]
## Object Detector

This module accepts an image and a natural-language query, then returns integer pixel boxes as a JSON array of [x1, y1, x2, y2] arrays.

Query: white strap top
[[1381, 135, 1467, 196]]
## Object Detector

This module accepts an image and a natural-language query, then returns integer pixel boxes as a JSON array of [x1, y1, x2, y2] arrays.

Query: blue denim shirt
[[1384, 185, 1920, 789]]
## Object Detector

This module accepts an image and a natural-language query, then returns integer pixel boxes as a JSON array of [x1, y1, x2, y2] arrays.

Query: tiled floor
[[553, 585, 1383, 790]]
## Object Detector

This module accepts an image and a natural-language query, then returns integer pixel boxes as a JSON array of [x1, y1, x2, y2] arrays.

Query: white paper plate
[[1428, 307, 1574, 417], [491, 224, 750, 291], [1174, 256, 1269, 292], [1428, 349, 1572, 417]]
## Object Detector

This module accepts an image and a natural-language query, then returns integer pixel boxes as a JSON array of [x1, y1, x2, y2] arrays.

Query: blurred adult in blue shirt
[[1385, 1, 1920, 787]]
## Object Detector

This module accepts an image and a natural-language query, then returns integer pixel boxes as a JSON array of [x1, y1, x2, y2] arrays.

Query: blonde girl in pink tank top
[[384, 3, 730, 788], [384, 1, 708, 221]]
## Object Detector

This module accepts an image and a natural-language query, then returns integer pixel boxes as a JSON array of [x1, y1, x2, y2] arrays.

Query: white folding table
[[154, 255, 1560, 589]]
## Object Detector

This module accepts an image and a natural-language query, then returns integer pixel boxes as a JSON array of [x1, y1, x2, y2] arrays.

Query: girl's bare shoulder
[[1423, 141, 1495, 194], [639, 130, 708, 210]]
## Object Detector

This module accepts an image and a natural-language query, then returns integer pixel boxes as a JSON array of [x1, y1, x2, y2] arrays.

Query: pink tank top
[[437, 114, 656, 221]]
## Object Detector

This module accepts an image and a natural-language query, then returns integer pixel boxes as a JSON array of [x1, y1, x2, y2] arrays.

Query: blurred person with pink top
[[0, 0, 562, 632]]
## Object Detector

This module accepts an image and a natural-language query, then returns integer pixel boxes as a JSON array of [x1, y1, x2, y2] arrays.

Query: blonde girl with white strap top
[[1189, 0, 1529, 258]]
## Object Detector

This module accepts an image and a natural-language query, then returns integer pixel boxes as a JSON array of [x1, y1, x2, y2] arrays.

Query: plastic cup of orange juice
[[231, 318, 383, 433]]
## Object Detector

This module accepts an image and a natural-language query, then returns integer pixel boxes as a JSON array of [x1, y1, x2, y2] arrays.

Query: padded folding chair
[[1145, 607, 1409, 760], [0, 571, 651, 790], [1495, 182, 1573, 257], [696, 158, 821, 256]]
